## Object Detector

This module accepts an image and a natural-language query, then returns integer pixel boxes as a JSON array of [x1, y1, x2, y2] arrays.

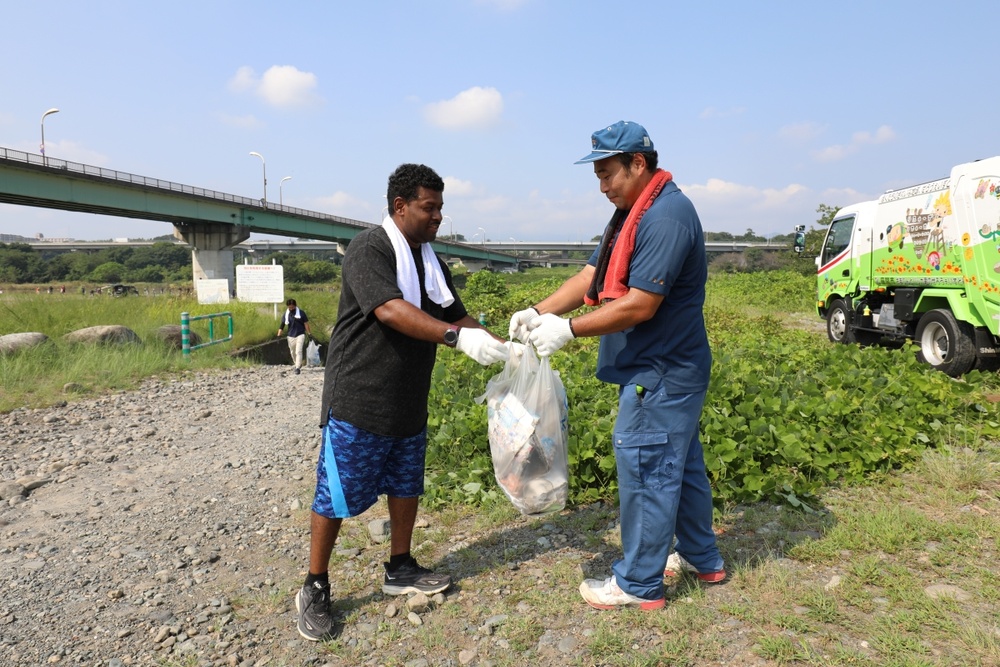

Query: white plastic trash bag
[[476, 344, 569, 515], [306, 339, 321, 367]]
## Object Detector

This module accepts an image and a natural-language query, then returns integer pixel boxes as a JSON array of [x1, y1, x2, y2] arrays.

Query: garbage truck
[[809, 155, 1000, 376]]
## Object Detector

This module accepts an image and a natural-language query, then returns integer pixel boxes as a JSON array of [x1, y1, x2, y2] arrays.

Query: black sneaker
[[294, 367, 301, 375], [382, 557, 451, 595], [295, 581, 339, 642]]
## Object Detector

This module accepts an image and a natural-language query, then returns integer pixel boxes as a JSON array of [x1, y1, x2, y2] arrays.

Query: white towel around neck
[[380, 216, 455, 308]]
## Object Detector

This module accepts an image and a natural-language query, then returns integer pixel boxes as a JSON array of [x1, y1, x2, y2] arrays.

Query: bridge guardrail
[[0, 146, 375, 230]]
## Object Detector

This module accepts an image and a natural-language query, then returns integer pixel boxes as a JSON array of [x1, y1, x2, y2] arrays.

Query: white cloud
[[228, 66, 257, 93], [316, 192, 372, 211], [443, 176, 477, 197], [38, 140, 109, 166], [314, 192, 378, 221], [699, 106, 746, 119], [423, 87, 503, 129], [466, 195, 510, 216], [856, 125, 895, 144], [817, 186, 869, 209], [227, 65, 322, 109], [777, 121, 827, 143], [679, 178, 822, 235], [813, 124, 895, 162], [686, 178, 810, 210]]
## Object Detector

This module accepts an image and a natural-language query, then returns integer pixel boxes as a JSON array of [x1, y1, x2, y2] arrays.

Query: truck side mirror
[[793, 225, 806, 253]]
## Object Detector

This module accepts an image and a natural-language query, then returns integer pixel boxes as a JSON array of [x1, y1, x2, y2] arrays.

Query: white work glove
[[456, 328, 510, 366], [508, 307, 539, 343], [527, 314, 575, 357]]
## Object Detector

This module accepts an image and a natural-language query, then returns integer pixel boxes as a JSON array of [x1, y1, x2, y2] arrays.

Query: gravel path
[[1, 367, 334, 666], [1, 366, 641, 667], [0, 365, 841, 667]]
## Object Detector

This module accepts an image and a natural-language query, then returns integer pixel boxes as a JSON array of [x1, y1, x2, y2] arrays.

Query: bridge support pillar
[[173, 223, 250, 292]]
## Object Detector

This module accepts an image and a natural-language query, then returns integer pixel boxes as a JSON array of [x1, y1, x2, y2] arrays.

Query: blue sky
[[2, 0, 998, 243]]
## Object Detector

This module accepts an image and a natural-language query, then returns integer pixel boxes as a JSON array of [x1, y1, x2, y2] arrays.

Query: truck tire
[[973, 355, 1000, 372], [914, 309, 976, 377], [826, 299, 854, 344]]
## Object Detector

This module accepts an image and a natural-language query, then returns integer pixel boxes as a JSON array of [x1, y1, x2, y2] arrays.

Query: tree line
[[0, 241, 339, 285]]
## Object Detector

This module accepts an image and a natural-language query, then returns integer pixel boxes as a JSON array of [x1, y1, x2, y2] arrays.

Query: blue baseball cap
[[574, 120, 655, 164]]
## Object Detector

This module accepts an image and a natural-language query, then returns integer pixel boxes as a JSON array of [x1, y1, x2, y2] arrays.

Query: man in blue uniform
[[509, 121, 726, 610]]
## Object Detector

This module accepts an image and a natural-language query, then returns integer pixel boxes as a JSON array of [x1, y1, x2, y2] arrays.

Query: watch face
[[444, 328, 458, 346]]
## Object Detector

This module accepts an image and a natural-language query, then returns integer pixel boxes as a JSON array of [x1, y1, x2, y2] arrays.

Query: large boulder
[[63, 325, 142, 346], [154, 325, 202, 350], [0, 332, 49, 355]]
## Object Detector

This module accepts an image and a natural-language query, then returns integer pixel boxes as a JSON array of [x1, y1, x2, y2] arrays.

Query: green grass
[[0, 288, 341, 412]]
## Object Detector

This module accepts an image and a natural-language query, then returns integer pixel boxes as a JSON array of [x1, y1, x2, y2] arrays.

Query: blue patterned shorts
[[311, 414, 427, 519]]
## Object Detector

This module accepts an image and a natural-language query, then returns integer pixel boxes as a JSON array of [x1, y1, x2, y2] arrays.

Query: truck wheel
[[914, 309, 976, 377], [826, 299, 854, 344]]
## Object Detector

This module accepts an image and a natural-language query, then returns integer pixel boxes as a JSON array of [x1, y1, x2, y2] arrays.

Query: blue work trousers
[[610, 384, 723, 600]]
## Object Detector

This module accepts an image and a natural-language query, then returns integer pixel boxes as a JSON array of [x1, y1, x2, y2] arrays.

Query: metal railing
[[0, 145, 376, 230], [181, 311, 233, 357]]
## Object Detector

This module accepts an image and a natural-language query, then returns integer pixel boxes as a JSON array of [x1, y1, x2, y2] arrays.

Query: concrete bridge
[[0, 146, 512, 289], [2, 145, 789, 285]]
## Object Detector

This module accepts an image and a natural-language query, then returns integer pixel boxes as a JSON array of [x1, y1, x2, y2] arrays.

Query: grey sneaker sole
[[382, 580, 450, 596]]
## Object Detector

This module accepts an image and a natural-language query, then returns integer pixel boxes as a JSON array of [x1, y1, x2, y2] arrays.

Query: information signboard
[[196, 278, 231, 305], [236, 264, 284, 303]]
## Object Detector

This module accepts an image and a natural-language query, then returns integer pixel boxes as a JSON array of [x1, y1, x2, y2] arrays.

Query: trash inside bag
[[306, 340, 321, 367], [476, 344, 568, 515]]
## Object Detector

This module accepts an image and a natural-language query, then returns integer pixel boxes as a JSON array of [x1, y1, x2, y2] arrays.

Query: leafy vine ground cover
[[423, 270, 1000, 512]]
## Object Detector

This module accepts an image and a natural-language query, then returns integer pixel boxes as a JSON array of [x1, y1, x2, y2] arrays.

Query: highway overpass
[[0, 146, 513, 286], [2, 145, 790, 280]]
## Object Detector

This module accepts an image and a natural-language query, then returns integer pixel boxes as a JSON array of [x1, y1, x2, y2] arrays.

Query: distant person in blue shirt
[[277, 298, 313, 375], [509, 120, 726, 611]]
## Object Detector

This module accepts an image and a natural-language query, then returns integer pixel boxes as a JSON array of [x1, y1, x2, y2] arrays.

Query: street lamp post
[[249, 152, 267, 206], [477, 227, 489, 268], [442, 215, 454, 242], [279, 176, 292, 206], [40, 108, 59, 166]]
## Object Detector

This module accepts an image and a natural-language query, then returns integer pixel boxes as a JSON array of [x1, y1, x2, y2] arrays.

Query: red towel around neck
[[584, 169, 672, 305]]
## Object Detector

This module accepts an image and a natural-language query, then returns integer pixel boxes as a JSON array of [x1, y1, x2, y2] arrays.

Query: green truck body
[[816, 156, 1000, 376]]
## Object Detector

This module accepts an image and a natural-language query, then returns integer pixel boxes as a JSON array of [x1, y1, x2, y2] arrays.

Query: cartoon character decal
[[980, 224, 1000, 241], [976, 179, 1000, 200], [885, 222, 906, 251], [926, 191, 952, 255]]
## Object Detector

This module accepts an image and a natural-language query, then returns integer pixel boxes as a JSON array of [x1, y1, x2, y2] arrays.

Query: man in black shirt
[[295, 163, 509, 642]]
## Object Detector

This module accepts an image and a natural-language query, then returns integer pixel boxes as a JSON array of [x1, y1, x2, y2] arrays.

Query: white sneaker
[[578, 575, 665, 610], [664, 552, 727, 583]]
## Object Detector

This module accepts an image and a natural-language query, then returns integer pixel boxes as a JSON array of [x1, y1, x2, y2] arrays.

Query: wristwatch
[[443, 325, 460, 347]]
